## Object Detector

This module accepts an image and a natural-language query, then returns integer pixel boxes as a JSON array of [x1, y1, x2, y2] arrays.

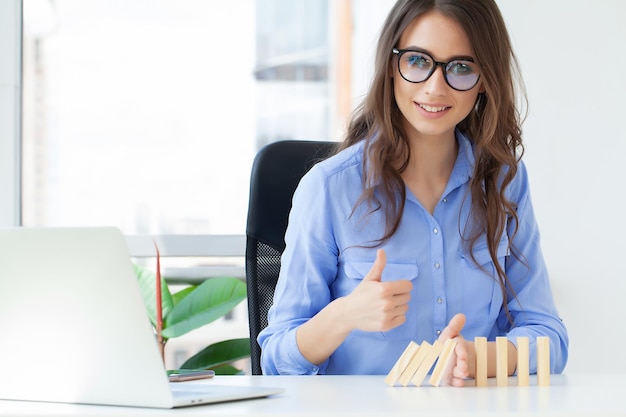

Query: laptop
[[0, 226, 283, 408]]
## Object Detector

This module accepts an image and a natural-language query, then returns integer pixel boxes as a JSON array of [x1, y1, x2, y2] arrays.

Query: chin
[[409, 124, 456, 141]]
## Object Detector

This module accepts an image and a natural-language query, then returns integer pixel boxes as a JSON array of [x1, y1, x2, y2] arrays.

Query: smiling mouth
[[418, 103, 449, 113]]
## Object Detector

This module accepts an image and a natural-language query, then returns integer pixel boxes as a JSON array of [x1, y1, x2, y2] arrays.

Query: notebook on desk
[[0, 226, 283, 408]]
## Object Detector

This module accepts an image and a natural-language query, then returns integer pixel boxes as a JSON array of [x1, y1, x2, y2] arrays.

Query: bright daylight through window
[[20, 0, 372, 370], [21, 0, 343, 236], [16, 0, 402, 371]]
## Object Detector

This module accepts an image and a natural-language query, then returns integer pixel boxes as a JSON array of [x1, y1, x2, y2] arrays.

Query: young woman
[[257, 0, 568, 386]]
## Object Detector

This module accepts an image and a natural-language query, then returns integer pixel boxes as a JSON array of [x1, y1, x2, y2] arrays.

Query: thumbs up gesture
[[343, 249, 413, 333]]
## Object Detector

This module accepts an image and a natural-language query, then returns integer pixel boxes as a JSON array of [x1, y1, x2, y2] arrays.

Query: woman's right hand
[[340, 249, 413, 333], [296, 249, 413, 365]]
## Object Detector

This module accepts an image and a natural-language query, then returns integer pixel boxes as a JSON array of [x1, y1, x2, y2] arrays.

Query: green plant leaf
[[162, 277, 246, 338], [171, 285, 196, 306], [179, 338, 250, 370], [133, 264, 174, 327]]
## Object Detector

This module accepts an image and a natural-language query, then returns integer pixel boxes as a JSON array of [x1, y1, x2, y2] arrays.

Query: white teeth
[[419, 104, 447, 113]]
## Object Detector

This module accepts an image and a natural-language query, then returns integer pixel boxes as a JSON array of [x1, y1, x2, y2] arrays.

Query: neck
[[399, 130, 458, 214], [403, 131, 458, 182]]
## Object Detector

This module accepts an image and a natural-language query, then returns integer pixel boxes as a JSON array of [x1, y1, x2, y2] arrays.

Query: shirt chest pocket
[[334, 260, 419, 341], [459, 237, 509, 323]]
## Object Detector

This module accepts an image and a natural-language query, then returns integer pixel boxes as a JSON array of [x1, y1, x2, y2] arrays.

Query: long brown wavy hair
[[339, 0, 527, 316]]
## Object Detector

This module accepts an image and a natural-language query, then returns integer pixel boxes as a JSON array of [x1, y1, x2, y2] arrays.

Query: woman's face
[[393, 10, 482, 144]]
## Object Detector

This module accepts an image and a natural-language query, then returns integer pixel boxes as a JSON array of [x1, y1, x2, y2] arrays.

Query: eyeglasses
[[392, 48, 481, 91]]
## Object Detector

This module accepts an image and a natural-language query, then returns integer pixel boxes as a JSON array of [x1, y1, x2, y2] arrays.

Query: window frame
[[127, 234, 246, 284], [0, 0, 22, 228]]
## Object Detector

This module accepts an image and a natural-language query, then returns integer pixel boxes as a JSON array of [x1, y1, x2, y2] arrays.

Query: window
[[16, 0, 394, 369], [20, 0, 359, 236], [23, 0, 256, 235], [19, 0, 400, 235]]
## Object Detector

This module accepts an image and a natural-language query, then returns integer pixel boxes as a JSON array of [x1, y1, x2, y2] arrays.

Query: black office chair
[[245, 140, 337, 375]]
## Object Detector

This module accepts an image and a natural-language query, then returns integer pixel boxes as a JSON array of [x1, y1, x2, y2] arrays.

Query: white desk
[[0, 374, 624, 417]]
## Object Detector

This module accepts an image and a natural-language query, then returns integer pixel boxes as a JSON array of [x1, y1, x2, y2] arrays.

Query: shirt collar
[[444, 129, 475, 193], [362, 129, 475, 191]]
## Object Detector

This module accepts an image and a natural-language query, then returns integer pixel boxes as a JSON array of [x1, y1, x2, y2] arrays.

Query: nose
[[423, 64, 448, 95]]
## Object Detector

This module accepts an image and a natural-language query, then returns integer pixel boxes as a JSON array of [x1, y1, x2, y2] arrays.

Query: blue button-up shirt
[[258, 131, 568, 375]]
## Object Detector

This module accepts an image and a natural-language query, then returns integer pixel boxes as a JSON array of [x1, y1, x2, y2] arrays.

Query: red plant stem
[[154, 239, 165, 365]]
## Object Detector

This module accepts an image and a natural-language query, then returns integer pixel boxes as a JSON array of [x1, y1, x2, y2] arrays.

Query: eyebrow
[[397, 46, 476, 62]]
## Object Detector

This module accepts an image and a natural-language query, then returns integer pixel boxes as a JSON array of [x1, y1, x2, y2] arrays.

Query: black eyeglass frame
[[392, 48, 481, 92]]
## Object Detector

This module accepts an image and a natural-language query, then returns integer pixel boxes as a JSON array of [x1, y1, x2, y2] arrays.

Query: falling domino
[[496, 337, 508, 387], [429, 338, 458, 386], [411, 340, 443, 386], [537, 336, 550, 386], [474, 337, 488, 387], [385, 341, 419, 386], [398, 341, 431, 386], [517, 336, 530, 386]]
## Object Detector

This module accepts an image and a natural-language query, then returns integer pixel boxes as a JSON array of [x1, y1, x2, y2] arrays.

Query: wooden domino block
[[385, 341, 419, 386], [410, 340, 443, 386], [516, 336, 529, 386], [398, 342, 430, 386], [474, 337, 488, 387], [429, 337, 458, 386], [496, 337, 508, 387], [536, 336, 550, 386]]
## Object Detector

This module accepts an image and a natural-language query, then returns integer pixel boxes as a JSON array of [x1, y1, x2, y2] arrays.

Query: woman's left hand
[[437, 313, 474, 387]]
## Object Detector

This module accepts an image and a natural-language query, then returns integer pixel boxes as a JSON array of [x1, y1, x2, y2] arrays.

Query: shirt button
[[436, 329, 442, 335], [437, 297, 443, 304], [434, 262, 440, 269], [442, 198, 447, 203], [433, 228, 439, 234]]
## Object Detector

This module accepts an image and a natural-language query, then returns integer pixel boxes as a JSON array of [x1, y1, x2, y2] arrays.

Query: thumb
[[363, 249, 386, 282], [438, 313, 466, 341]]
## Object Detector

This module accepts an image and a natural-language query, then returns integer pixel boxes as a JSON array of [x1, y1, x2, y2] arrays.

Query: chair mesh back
[[245, 238, 281, 375], [245, 140, 336, 375]]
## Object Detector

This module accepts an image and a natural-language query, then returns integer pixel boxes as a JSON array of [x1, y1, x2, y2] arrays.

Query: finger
[[445, 364, 465, 387], [391, 291, 412, 306], [449, 376, 466, 387], [438, 313, 466, 341], [453, 364, 469, 379], [388, 313, 407, 329], [362, 249, 386, 282], [388, 279, 413, 295], [394, 302, 410, 315]]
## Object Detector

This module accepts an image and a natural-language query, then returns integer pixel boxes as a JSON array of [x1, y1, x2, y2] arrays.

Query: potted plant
[[133, 255, 250, 375]]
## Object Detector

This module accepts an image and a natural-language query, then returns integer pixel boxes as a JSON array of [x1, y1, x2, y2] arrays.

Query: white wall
[[498, 1, 626, 374], [352, 0, 626, 375]]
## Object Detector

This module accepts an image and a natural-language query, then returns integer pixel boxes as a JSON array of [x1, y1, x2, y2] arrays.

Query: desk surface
[[1, 374, 624, 417]]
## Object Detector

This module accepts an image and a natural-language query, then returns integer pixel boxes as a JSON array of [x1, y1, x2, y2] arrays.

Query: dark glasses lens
[[393, 49, 480, 91]]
